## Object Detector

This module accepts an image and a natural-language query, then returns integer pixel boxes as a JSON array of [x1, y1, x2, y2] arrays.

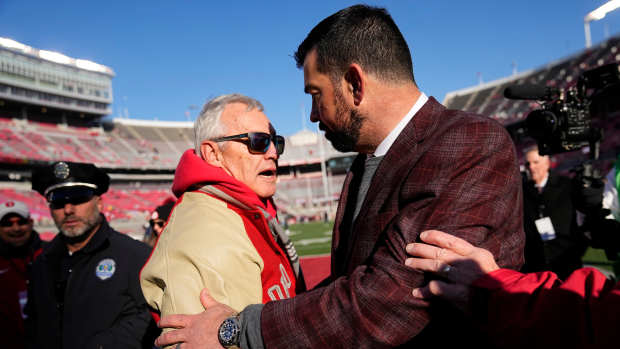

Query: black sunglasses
[[0, 218, 30, 227], [211, 132, 285, 155], [149, 219, 165, 228], [48, 187, 95, 210]]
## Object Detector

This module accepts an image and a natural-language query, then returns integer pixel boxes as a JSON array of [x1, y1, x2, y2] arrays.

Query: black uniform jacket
[[26, 217, 156, 349]]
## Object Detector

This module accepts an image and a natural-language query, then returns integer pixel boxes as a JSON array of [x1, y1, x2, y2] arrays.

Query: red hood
[[172, 149, 277, 215]]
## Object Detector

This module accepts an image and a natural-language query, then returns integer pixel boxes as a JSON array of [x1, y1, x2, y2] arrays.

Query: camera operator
[[505, 62, 620, 277], [521, 146, 589, 279]]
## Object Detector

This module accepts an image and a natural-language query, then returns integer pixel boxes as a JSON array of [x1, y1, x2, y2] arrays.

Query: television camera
[[504, 62, 620, 260]]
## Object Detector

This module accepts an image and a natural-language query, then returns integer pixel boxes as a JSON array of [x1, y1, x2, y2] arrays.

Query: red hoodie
[[145, 149, 301, 305], [172, 149, 278, 217]]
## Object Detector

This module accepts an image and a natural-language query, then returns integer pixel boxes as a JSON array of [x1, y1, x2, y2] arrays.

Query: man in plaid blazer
[[156, 5, 525, 348]]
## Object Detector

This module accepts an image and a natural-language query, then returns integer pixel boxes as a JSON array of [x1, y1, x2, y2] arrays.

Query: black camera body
[[505, 62, 619, 156], [505, 63, 620, 260], [525, 91, 594, 155]]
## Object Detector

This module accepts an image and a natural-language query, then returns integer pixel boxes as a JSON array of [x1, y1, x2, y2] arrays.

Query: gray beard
[[60, 213, 102, 238]]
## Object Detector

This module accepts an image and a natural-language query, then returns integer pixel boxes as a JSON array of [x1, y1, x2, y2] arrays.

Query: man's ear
[[95, 196, 103, 212], [344, 63, 364, 106], [200, 141, 223, 167]]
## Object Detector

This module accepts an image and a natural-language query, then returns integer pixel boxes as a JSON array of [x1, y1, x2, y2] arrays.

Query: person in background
[[603, 153, 620, 220], [522, 146, 587, 279], [598, 152, 620, 274], [405, 229, 619, 349], [143, 199, 175, 248], [0, 200, 45, 349], [27, 161, 158, 349]]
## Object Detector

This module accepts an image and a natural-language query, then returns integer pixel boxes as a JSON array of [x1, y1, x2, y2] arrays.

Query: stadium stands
[[445, 35, 620, 124], [3, 34, 619, 234], [0, 117, 186, 168], [0, 185, 174, 228], [443, 33, 620, 173]]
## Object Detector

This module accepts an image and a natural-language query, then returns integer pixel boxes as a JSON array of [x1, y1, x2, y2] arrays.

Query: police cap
[[32, 161, 110, 200]]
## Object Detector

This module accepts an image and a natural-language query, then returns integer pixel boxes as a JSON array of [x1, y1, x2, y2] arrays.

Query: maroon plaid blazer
[[261, 97, 524, 348]]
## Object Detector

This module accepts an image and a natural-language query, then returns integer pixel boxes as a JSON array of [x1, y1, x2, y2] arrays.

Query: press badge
[[535, 217, 556, 241], [19, 290, 27, 319]]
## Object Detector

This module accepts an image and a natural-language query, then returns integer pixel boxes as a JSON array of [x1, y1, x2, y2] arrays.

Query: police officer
[[27, 161, 157, 349]]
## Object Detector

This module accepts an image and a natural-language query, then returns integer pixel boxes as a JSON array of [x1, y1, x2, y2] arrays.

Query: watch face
[[218, 317, 241, 347]]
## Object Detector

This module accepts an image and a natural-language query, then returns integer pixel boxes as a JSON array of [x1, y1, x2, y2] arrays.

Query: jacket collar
[[358, 96, 444, 190], [333, 97, 443, 266]]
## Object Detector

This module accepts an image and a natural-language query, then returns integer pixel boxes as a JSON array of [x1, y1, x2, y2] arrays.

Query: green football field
[[289, 221, 618, 277], [287, 221, 334, 256], [582, 248, 619, 276]]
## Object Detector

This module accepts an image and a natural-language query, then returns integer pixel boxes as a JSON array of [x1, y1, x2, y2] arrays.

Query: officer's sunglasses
[[48, 187, 95, 210], [211, 132, 285, 155]]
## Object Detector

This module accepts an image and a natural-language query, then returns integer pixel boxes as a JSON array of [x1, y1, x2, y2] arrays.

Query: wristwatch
[[218, 315, 241, 348]]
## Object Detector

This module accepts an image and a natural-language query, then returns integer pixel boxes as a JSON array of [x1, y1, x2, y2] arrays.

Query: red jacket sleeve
[[472, 267, 620, 349]]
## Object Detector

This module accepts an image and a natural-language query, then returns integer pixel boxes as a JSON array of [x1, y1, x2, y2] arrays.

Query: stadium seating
[[443, 33, 620, 173], [0, 117, 186, 168], [0, 186, 174, 226], [3, 34, 617, 233], [445, 34, 620, 125], [0, 114, 353, 226]]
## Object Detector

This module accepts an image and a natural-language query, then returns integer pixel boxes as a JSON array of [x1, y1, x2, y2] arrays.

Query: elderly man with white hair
[[140, 94, 304, 341]]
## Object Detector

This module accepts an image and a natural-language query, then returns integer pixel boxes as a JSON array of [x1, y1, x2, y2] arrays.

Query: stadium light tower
[[584, 0, 620, 48]]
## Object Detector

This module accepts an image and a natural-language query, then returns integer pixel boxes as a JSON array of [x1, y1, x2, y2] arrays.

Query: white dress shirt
[[374, 93, 428, 157]]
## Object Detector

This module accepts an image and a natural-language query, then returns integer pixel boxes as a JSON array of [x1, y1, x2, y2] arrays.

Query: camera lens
[[526, 110, 558, 140]]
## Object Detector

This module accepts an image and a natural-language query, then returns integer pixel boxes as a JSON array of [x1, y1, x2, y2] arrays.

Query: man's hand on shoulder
[[155, 288, 235, 348]]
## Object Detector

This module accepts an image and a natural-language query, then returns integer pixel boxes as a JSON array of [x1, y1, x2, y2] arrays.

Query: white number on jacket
[[267, 264, 292, 300]]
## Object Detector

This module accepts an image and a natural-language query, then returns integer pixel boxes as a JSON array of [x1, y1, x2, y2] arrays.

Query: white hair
[[193, 94, 264, 157], [524, 144, 549, 159]]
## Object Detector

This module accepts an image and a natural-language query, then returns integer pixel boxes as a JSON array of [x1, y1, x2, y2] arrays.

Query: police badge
[[53, 162, 70, 179]]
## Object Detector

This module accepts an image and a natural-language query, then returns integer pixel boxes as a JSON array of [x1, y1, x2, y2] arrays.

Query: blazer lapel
[[331, 154, 366, 276], [342, 97, 446, 272]]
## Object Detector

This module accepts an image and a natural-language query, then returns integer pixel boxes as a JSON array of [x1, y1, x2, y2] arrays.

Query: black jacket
[[26, 217, 157, 349], [522, 172, 587, 279]]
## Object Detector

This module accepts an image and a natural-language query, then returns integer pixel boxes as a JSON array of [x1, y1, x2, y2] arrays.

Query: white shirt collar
[[374, 92, 428, 157], [536, 173, 549, 190]]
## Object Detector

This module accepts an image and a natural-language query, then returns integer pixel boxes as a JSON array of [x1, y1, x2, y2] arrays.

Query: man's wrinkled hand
[[155, 288, 236, 349]]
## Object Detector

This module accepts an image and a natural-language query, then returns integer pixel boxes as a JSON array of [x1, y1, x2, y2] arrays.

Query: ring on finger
[[440, 264, 453, 274]]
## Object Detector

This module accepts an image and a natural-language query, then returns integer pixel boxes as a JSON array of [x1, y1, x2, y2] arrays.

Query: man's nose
[[265, 140, 278, 159], [63, 203, 76, 214], [309, 100, 319, 122]]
